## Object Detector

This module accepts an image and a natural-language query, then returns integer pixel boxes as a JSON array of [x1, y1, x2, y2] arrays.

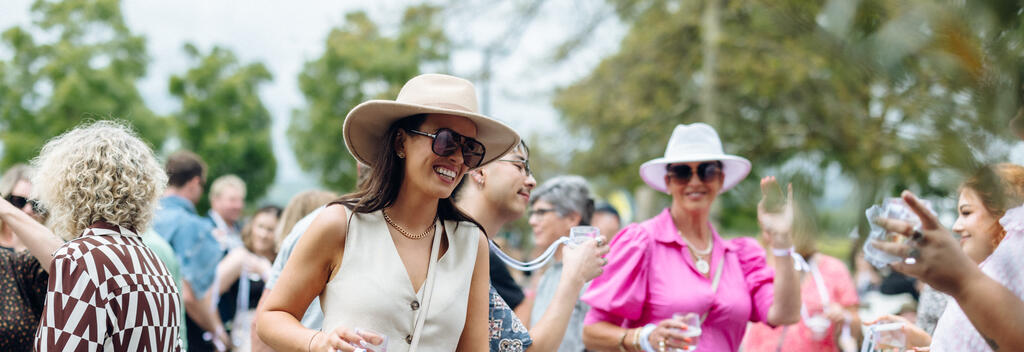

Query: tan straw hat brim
[[343, 100, 519, 167]]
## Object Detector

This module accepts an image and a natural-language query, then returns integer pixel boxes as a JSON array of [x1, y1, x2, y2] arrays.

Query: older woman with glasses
[[520, 175, 599, 352], [581, 123, 801, 352]]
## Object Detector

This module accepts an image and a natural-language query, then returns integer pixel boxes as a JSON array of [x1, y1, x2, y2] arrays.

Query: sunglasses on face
[[405, 128, 487, 168], [4, 194, 45, 214], [498, 159, 532, 176], [667, 162, 723, 183]]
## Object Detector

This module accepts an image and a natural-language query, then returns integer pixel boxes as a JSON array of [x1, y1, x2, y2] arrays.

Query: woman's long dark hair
[[333, 114, 487, 235]]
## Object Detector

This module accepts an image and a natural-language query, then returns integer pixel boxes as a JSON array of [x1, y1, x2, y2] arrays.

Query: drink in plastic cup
[[569, 226, 600, 246], [863, 322, 905, 352], [670, 313, 701, 352], [354, 328, 388, 352], [862, 197, 934, 268]]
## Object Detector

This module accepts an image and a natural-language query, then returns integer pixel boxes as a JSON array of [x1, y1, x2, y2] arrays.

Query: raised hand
[[757, 176, 794, 249], [871, 191, 977, 295]]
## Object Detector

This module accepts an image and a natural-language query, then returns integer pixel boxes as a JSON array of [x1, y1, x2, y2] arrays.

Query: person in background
[[0, 165, 44, 251], [454, 143, 608, 351], [218, 205, 281, 351], [31, 120, 181, 351], [742, 196, 860, 352], [591, 203, 622, 244], [873, 163, 1024, 350], [153, 150, 228, 351], [207, 174, 247, 250], [251, 190, 338, 352], [522, 175, 598, 352], [581, 123, 800, 352], [0, 168, 58, 351]]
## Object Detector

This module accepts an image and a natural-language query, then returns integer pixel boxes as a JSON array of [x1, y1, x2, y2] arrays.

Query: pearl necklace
[[382, 210, 436, 240], [679, 231, 713, 275]]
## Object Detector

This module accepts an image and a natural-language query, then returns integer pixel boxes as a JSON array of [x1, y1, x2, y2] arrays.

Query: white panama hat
[[639, 123, 752, 194]]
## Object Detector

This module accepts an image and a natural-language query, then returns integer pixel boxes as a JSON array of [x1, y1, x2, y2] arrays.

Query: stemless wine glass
[[569, 226, 600, 246], [671, 313, 701, 352]]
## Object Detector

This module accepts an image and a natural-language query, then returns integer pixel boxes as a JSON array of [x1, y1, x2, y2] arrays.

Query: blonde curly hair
[[31, 120, 167, 240]]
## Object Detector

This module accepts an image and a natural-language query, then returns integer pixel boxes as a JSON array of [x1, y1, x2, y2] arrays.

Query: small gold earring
[[397, 151, 405, 158]]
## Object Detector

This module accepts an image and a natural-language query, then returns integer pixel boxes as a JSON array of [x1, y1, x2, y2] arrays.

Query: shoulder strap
[[700, 256, 726, 324], [408, 219, 444, 351]]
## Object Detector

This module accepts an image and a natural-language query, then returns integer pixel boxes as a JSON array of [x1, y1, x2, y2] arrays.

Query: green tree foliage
[[289, 5, 449, 191], [169, 43, 276, 208], [554, 0, 1024, 238], [0, 0, 166, 167]]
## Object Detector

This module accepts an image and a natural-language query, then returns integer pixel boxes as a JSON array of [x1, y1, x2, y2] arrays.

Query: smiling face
[[529, 199, 580, 249], [249, 211, 278, 257], [481, 149, 537, 219], [952, 187, 1002, 264], [664, 161, 724, 213], [398, 114, 479, 200]]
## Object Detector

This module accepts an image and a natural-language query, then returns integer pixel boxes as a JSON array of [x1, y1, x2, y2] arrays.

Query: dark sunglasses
[[4, 194, 45, 214], [667, 162, 723, 183], [405, 128, 486, 168]]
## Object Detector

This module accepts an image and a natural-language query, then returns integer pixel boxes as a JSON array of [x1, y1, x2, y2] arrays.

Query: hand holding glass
[[670, 313, 701, 352], [354, 328, 387, 352]]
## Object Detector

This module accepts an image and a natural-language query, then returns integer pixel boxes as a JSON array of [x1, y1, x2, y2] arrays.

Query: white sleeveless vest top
[[320, 210, 480, 352]]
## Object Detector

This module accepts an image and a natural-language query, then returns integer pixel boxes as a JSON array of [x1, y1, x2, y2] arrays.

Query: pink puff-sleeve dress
[[581, 209, 777, 352]]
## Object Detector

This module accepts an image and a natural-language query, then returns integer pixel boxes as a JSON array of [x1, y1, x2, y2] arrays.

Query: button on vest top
[[320, 210, 479, 352]]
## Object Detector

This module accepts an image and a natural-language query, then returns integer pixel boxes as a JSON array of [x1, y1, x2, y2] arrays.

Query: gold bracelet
[[308, 330, 322, 352], [631, 328, 641, 351], [618, 329, 629, 352]]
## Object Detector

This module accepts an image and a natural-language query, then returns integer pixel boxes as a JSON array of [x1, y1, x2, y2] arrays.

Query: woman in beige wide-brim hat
[[580, 123, 802, 352], [258, 73, 519, 352]]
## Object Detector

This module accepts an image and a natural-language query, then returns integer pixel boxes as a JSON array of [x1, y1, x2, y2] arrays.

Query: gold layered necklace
[[383, 209, 437, 240], [679, 230, 713, 275]]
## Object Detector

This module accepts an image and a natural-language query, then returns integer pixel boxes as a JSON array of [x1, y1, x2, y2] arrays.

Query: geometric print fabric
[[35, 222, 182, 351]]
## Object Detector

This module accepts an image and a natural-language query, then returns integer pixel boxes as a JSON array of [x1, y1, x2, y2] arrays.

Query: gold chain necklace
[[382, 209, 436, 240]]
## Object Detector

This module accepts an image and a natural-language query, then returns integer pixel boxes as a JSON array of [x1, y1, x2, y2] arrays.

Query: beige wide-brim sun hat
[[639, 123, 752, 194], [343, 73, 521, 168]]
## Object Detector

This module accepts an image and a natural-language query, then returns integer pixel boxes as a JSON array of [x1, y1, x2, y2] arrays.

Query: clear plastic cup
[[354, 328, 388, 352], [670, 313, 701, 352], [569, 226, 600, 246], [863, 322, 905, 352], [862, 197, 934, 268]]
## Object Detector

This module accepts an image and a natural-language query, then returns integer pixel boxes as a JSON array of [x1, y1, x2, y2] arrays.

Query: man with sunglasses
[[454, 142, 609, 351]]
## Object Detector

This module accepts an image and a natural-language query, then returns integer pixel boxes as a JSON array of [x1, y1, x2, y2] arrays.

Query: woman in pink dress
[[580, 123, 802, 352], [741, 199, 859, 352]]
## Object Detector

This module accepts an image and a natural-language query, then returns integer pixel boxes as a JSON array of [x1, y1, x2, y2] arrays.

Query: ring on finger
[[904, 247, 921, 265], [911, 230, 923, 242], [658, 339, 667, 352]]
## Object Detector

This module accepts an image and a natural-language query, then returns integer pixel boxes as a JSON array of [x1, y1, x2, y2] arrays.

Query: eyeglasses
[[529, 208, 557, 217], [667, 162, 723, 183], [498, 159, 532, 176], [405, 128, 487, 168], [4, 194, 45, 214]]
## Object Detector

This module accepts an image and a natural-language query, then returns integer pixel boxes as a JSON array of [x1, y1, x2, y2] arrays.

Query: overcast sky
[[0, 0, 625, 204]]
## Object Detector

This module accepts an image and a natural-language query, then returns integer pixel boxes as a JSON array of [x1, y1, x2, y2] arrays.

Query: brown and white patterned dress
[[35, 222, 182, 351]]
